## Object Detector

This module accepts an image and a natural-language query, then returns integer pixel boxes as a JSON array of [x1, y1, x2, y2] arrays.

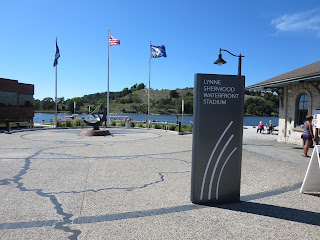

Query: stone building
[[246, 61, 320, 145], [0, 78, 34, 125]]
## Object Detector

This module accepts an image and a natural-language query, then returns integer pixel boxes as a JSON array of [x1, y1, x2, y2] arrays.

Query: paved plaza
[[0, 126, 319, 239]]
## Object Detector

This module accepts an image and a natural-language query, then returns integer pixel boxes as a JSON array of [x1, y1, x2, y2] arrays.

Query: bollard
[[30, 120, 34, 131], [5, 120, 10, 134], [178, 122, 181, 132]]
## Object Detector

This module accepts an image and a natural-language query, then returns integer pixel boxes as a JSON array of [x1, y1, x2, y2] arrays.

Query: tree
[[137, 104, 148, 113], [182, 96, 193, 114], [169, 90, 179, 99], [41, 97, 55, 111], [65, 97, 84, 113], [57, 97, 65, 104], [120, 88, 131, 97], [130, 104, 147, 113], [33, 99, 41, 110], [245, 98, 275, 116], [130, 84, 138, 92], [137, 83, 146, 90]]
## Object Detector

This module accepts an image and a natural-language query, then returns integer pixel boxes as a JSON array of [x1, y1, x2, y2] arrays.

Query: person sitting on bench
[[257, 121, 264, 133]]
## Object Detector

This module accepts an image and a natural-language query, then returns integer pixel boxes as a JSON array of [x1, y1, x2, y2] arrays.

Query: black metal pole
[[5, 119, 10, 134], [238, 56, 242, 76]]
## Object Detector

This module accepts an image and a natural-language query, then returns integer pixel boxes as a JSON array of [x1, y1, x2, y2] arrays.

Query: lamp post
[[214, 48, 244, 76]]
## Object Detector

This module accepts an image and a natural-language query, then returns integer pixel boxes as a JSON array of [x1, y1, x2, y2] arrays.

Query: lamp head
[[214, 54, 227, 66]]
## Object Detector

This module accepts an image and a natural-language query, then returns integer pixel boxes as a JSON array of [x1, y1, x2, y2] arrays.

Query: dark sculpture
[[83, 103, 107, 130]]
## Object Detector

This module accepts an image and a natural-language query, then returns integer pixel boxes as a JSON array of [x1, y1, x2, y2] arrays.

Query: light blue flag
[[151, 45, 167, 58]]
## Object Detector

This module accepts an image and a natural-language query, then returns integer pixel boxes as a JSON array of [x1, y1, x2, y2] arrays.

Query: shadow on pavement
[[217, 201, 320, 226]]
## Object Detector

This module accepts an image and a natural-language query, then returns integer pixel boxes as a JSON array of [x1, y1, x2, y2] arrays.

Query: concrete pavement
[[0, 126, 319, 239]]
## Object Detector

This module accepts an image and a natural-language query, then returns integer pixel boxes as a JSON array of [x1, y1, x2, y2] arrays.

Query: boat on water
[[65, 114, 79, 119]]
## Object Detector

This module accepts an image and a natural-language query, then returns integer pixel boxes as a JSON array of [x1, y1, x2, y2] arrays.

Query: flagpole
[[107, 28, 110, 127], [148, 41, 151, 129], [55, 65, 58, 128], [55, 37, 58, 128]]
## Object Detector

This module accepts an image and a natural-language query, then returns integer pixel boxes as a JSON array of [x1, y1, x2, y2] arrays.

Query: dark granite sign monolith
[[191, 73, 245, 205]]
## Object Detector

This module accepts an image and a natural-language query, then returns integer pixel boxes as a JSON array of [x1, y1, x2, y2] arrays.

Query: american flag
[[109, 34, 120, 46]]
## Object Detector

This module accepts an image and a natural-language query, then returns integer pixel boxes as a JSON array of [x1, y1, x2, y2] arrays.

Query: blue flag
[[151, 45, 167, 58], [53, 38, 60, 67]]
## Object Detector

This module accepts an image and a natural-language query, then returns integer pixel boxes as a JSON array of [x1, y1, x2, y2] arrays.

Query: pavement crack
[[0, 230, 7, 238], [78, 160, 91, 217], [9, 147, 82, 239], [47, 172, 165, 195], [0, 179, 12, 185], [44, 192, 81, 240], [148, 155, 192, 164]]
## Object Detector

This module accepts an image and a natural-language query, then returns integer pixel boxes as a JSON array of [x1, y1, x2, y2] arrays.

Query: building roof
[[247, 61, 320, 90], [0, 77, 34, 94]]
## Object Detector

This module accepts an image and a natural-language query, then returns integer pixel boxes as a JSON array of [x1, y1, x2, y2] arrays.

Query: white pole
[[182, 99, 184, 126], [74, 101, 76, 114], [107, 28, 110, 127], [148, 41, 151, 129], [55, 63, 57, 128]]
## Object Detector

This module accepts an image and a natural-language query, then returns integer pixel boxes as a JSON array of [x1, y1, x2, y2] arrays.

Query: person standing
[[267, 120, 273, 134], [302, 115, 314, 157]]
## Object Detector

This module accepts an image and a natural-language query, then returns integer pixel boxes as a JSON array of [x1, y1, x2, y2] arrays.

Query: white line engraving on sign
[[208, 134, 234, 200], [216, 147, 237, 200], [199, 121, 233, 200]]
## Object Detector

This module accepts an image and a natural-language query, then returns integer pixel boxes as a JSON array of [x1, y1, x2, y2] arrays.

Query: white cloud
[[272, 9, 320, 33]]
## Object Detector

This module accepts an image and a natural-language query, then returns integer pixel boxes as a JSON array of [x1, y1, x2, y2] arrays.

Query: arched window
[[297, 93, 309, 125]]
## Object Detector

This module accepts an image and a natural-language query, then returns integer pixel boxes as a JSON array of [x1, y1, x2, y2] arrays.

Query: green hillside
[[33, 85, 279, 116], [34, 85, 194, 115], [110, 88, 193, 114]]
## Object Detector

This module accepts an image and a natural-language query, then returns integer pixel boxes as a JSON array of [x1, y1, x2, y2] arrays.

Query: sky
[[1, 0, 320, 100]]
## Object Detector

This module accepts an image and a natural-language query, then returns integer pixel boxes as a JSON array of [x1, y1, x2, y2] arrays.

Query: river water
[[34, 113, 278, 126]]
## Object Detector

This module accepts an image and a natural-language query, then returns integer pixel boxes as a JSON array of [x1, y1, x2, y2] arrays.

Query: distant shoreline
[[34, 113, 279, 126], [35, 111, 277, 117], [35, 111, 194, 116]]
